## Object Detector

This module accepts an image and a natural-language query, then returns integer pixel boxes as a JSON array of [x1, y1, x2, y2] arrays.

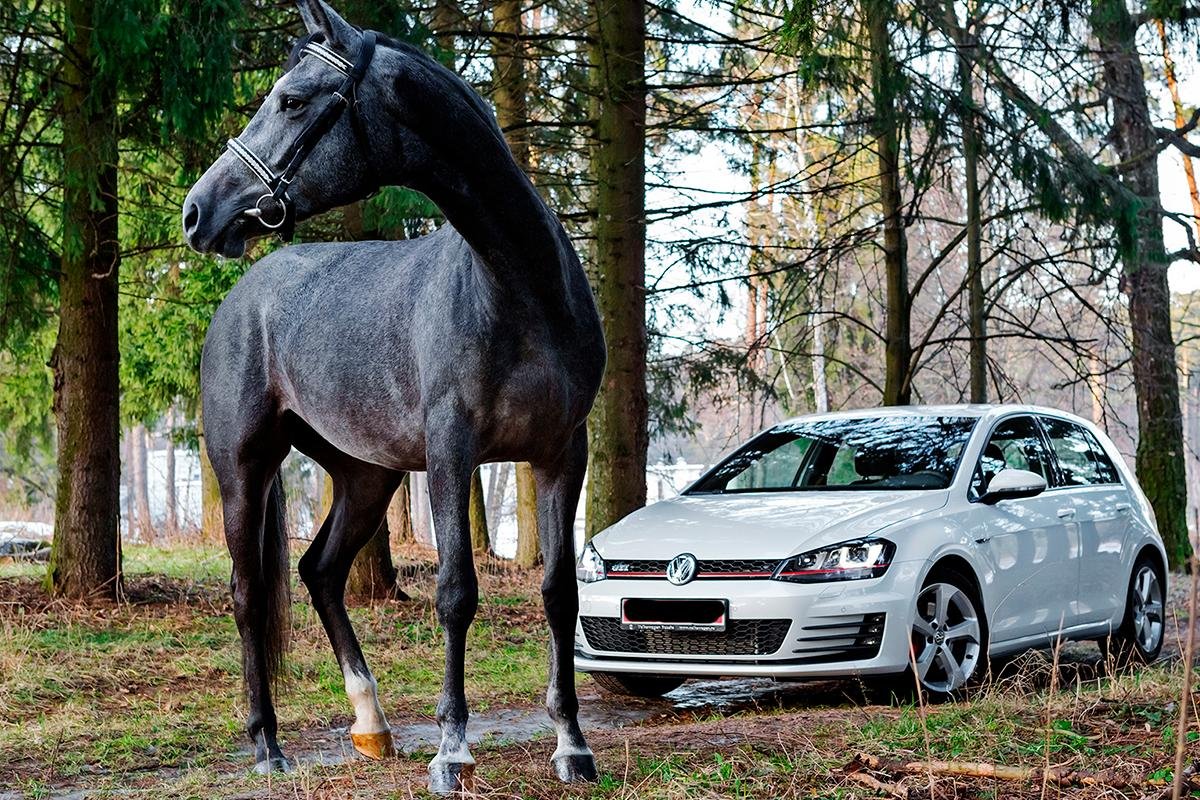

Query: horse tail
[[263, 474, 291, 689]]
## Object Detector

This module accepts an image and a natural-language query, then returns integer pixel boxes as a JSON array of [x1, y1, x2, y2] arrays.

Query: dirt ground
[[2, 544, 1199, 799]]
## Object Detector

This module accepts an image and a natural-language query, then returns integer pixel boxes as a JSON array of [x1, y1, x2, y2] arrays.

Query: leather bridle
[[226, 30, 378, 233]]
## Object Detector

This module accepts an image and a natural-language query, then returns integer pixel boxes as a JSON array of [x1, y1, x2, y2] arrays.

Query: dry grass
[[2, 544, 1198, 799]]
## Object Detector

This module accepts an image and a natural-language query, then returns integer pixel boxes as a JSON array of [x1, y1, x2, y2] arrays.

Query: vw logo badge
[[666, 553, 698, 586]]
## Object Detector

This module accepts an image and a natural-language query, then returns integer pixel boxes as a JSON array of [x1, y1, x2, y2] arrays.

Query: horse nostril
[[183, 201, 201, 237]]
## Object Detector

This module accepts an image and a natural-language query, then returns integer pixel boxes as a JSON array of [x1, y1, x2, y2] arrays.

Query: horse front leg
[[425, 427, 480, 794], [535, 425, 597, 782]]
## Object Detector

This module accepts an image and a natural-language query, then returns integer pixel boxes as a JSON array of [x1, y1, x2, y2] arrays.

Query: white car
[[575, 405, 1167, 698]]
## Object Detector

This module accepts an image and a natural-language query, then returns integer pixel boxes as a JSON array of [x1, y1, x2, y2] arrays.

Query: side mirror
[[981, 468, 1047, 504]]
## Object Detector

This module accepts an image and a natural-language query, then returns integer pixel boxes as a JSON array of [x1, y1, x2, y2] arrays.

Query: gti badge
[[666, 553, 698, 586]]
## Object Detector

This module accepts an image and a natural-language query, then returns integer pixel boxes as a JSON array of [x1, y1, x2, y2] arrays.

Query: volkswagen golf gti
[[575, 405, 1167, 698]]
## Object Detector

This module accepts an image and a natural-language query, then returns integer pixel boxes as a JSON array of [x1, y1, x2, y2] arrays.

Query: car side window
[[970, 416, 1051, 499], [1040, 417, 1120, 486]]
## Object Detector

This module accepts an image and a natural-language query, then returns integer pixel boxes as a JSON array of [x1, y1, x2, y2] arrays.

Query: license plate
[[620, 598, 728, 632]]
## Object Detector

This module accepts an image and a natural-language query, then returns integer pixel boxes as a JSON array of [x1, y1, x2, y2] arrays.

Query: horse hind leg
[[297, 462, 402, 761], [535, 425, 597, 782]]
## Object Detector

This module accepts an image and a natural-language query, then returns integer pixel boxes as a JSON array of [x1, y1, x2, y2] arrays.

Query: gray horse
[[181, 0, 605, 790]]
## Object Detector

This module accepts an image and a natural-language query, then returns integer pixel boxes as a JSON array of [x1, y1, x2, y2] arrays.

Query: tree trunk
[[1156, 19, 1200, 243], [124, 432, 135, 537], [45, 0, 122, 600], [346, 518, 405, 602], [132, 423, 152, 544], [489, 0, 541, 562], [387, 477, 414, 545], [865, 0, 911, 406], [1094, 0, 1191, 567], [955, 14, 986, 403], [486, 461, 510, 527], [514, 461, 540, 567], [469, 468, 489, 554], [411, 471, 433, 545], [585, 0, 648, 539], [164, 414, 177, 537], [198, 410, 224, 544]]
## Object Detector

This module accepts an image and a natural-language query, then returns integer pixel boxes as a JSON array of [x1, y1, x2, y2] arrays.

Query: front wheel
[[590, 672, 685, 698], [898, 571, 987, 700], [1100, 557, 1165, 669]]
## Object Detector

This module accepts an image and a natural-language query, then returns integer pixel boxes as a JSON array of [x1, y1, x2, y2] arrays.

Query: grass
[[2, 543, 1199, 798]]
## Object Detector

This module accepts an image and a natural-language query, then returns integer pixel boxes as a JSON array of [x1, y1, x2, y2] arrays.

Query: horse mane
[[282, 29, 511, 156]]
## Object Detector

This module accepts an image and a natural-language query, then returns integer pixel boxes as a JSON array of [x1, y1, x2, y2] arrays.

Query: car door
[[1038, 416, 1130, 625], [965, 415, 1081, 644]]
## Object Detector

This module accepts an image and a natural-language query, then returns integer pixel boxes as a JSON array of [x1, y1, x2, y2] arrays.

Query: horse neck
[[384, 81, 581, 313]]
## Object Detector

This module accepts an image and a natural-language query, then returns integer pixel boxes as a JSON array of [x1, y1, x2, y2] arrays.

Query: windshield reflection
[[689, 416, 977, 494]]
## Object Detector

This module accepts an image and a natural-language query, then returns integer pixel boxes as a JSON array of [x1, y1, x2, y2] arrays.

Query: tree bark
[[411, 471, 433, 545], [514, 461, 540, 567], [1094, 0, 1191, 566], [198, 410, 224, 544], [485, 461, 510, 528], [387, 476, 414, 545], [865, 0, 911, 406], [346, 517, 404, 602], [488, 0, 541, 561], [954, 10, 986, 403], [469, 468, 489, 554], [1156, 19, 1200, 243], [45, 0, 122, 600], [164, 414, 177, 537], [124, 432, 135, 537], [585, 0, 648, 539], [132, 423, 152, 544]]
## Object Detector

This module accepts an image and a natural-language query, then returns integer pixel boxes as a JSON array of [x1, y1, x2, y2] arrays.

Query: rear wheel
[[590, 672, 685, 698], [1100, 556, 1165, 669]]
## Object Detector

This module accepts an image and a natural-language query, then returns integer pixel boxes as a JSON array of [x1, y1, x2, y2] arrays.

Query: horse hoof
[[253, 756, 293, 775], [351, 730, 396, 760], [552, 750, 598, 783], [428, 761, 475, 794]]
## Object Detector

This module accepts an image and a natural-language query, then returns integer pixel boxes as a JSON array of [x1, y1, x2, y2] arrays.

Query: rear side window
[[1039, 417, 1121, 486]]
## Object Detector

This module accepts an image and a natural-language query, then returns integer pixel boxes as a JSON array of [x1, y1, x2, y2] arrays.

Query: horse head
[[183, 1, 396, 257]]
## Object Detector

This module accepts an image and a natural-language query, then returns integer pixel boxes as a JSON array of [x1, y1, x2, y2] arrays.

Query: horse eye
[[281, 96, 308, 112]]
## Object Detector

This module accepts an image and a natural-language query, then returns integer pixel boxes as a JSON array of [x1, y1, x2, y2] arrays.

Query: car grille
[[579, 616, 791, 656], [604, 558, 779, 579], [791, 613, 886, 664]]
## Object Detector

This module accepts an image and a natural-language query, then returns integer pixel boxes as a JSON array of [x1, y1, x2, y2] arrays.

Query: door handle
[[1115, 502, 1131, 514], [1057, 508, 1076, 519]]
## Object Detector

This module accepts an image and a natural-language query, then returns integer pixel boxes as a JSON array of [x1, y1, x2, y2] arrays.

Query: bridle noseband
[[227, 30, 378, 232]]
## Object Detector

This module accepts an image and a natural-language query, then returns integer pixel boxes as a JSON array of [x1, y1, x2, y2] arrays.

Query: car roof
[[774, 403, 1096, 429]]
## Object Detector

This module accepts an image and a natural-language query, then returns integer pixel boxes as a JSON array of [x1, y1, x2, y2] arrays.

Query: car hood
[[592, 490, 949, 560]]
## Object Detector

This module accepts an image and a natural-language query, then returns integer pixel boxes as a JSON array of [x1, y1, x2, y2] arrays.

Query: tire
[[1100, 555, 1165, 669], [590, 672, 686, 698], [875, 567, 988, 703]]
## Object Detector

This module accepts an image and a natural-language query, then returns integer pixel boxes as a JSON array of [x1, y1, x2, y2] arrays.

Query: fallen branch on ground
[[846, 752, 1151, 791]]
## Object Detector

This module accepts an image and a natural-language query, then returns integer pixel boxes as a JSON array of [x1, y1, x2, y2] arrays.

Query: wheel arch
[[920, 553, 989, 639]]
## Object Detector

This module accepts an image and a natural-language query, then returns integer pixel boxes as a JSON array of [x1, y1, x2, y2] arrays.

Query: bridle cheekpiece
[[226, 30, 378, 232]]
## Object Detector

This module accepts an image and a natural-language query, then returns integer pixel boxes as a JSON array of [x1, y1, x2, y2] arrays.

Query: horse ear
[[297, 0, 358, 50]]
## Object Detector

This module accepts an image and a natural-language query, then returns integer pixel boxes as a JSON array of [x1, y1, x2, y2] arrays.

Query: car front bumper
[[574, 559, 925, 679]]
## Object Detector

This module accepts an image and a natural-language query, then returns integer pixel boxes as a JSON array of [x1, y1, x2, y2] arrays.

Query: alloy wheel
[[911, 581, 983, 694], [1131, 565, 1164, 654]]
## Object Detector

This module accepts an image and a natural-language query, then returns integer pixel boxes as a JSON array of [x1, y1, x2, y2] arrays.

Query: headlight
[[773, 539, 895, 583], [576, 541, 606, 583]]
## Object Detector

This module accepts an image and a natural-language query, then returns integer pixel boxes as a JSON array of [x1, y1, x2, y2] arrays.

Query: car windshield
[[688, 415, 977, 493]]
